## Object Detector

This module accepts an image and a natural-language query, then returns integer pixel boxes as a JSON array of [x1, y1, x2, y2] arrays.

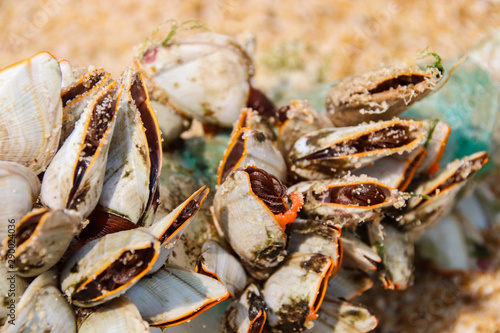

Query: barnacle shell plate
[[61, 228, 160, 307], [137, 32, 253, 127], [213, 169, 288, 272], [125, 266, 230, 327], [0, 51, 62, 174]]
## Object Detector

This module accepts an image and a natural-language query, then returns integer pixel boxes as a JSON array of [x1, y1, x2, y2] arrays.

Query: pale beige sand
[[1, 0, 499, 89]]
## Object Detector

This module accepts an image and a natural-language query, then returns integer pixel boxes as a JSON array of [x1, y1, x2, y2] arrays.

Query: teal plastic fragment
[[403, 59, 499, 174], [179, 131, 232, 189]]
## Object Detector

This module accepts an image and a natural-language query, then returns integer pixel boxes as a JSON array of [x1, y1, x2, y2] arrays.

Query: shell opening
[[195, 260, 217, 280], [15, 213, 42, 247], [158, 186, 208, 244], [159, 199, 200, 244], [130, 73, 162, 220], [72, 246, 156, 302], [84, 89, 119, 157], [245, 166, 287, 215], [301, 124, 415, 161], [248, 313, 266, 333], [368, 74, 427, 95], [314, 183, 390, 207], [61, 70, 106, 107], [432, 153, 488, 197], [220, 131, 246, 184], [68, 85, 119, 209]]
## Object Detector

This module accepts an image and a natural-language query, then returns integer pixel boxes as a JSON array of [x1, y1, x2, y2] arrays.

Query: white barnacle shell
[[0, 264, 29, 325], [289, 118, 426, 180], [147, 186, 209, 274], [60, 67, 113, 143], [277, 99, 333, 158], [221, 283, 266, 333], [353, 146, 427, 191], [59, 59, 88, 91], [79, 296, 151, 333], [0, 161, 40, 243], [326, 267, 374, 301], [341, 231, 381, 272], [402, 151, 488, 236], [2, 208, 81, 277], [2, 270, 77, 333], [235, 108, 276, 141], [325, 62, 442, 127], [150, 99, 191, 145], [288, 175, 401, 227], [136, 32, 254, 127], [196, 239, 248, 297], [263, 252, 335, 331], [217, 128, 287, 185], [41, 82, 121, 218], [0, 52, 62, 174], [125, 266, 230, 327], [289, 219, 343, 270], [213, 168, 289, 279], [290, 119, 426, 179], [61, 228, 160, 307], [414, 118, 451, 176], [99, 67, 162, 225], [375, 223, 414, 290]]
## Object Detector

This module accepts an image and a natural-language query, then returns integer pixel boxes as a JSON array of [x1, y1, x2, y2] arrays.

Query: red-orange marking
[[275, 192, 303, 230]]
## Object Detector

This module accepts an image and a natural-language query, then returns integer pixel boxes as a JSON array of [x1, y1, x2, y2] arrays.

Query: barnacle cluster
[[0, 22, 491, 332]]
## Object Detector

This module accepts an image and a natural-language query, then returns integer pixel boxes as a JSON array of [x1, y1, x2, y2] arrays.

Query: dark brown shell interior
[[368, 74, 427, 95], [158, 199, 200, 244], [15, 212, 44, 247], [71, 246, 156, 302], [314, 183, 390, 206], [433, 154, 488, 196], [301, 124, 414, 161], [61, 70, 106, 107], [220, 131, 246, 184], [247, 87, 277, 120], [130, 72, 162, 223], [245, 166, 287, 214], [68, 84, 119, 210]]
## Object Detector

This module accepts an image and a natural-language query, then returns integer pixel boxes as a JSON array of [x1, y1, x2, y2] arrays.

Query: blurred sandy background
[[1, 0, 499, 92], [1, 1, 500, 332]]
